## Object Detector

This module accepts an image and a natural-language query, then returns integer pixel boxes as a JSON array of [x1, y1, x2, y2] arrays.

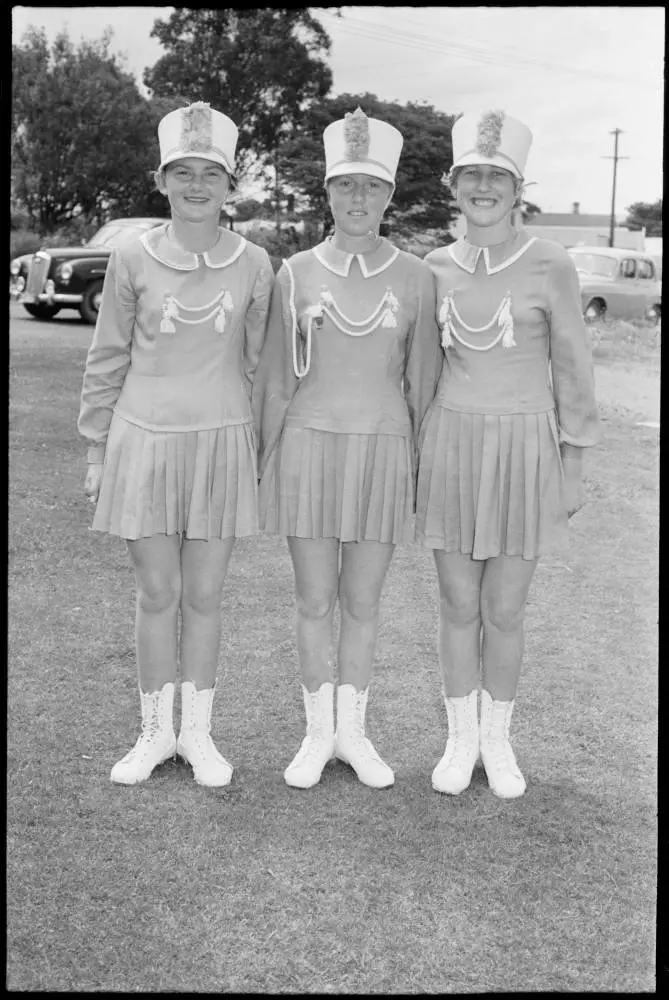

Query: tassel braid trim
[[159, 289, 234, 334], [439, 291, 516, 351]]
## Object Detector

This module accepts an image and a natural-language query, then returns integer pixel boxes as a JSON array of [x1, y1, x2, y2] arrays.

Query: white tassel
[[214, 305, 227, 334], [320, 287, 335, 308], [439, 294, 453, 348], [160, 294, 178, 333], [381, 307, 397, 329], [386, 287, 399, 310], [499, 293, 516, 348], [222, 289, 234, 311]]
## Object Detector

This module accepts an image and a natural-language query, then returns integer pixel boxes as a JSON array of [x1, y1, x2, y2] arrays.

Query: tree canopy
[[143, 8, 335, 177], [11, 27, 176, 230], [277, 93, 458, 239], [624, 200, 662, 237]]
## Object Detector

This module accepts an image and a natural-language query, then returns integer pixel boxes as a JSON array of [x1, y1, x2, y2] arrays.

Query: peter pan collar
[[140, 224, 248, 271], [448, 233, 537, 275], [312, 237, 400, 278]]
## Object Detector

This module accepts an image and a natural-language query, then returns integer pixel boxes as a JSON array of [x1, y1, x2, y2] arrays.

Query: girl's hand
[[84, 463, 104, 504], [560, 443, 585, 518]]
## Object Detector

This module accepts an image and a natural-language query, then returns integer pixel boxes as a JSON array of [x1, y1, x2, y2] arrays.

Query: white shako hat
[[323, 107, 403, 186], [451, 110, 532, 179], [158, 101, 238, 177]]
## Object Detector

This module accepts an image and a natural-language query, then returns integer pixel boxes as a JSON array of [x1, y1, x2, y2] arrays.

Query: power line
[[318, 10, 659, 91]]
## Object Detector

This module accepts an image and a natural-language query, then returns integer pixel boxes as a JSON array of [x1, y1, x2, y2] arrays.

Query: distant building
[[524, 201, 645, 250], [449, 200, 645, 250]]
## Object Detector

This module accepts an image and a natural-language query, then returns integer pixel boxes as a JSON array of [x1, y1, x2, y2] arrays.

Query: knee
[[481, 596, 525, 633], [295, 591, 337, 622], [181, 581, 224, 617], [439, 594, 480, 628], [339, 590, 380, 624], [137, 574, 181, 614]]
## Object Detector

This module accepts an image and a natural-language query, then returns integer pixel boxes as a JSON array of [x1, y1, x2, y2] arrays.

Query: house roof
[[526, 213, 614, 228]]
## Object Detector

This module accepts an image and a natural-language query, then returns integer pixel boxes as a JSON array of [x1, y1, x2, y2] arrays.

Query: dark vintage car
[[9, 217, 166, 323]]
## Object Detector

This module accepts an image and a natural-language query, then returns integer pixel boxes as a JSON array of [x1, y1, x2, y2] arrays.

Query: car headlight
[[57, 262, 73, 282], [10, 260, 21, 276]]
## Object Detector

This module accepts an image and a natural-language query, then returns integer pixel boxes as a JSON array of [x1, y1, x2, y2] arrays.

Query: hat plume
[[180, 101, 213, 154], [343, 107, 370, 161], [475, 109, 505, 158]]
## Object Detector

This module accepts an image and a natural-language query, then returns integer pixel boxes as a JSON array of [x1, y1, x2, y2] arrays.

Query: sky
[[11, 5, 665, 217]]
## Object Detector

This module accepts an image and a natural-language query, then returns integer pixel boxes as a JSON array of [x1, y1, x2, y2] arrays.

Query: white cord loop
[[438, 291, 516, 352], [159, 290, 234, 334]]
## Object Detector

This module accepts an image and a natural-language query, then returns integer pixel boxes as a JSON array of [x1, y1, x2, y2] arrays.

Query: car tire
[[584, 299, 606, 323], [23, 303, 61, 321], [79, 280, 104, 324], [646, 305, 661, 325]]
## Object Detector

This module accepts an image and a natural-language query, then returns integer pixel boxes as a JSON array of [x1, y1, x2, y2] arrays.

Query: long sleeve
[[77, 249, 136, 462], [546, 254, 601, 447], [403, 262, 441, 451], [251, 265, 299, 479], [242, 252, 274, 398]]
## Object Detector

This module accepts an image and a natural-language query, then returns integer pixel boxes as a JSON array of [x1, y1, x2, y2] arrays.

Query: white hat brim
[[159, 150, 236, 178], [452, 152, 522, 179], [325, 161, 395, 186]]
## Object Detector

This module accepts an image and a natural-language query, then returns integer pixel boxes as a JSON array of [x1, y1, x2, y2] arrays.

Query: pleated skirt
[[91, 413, 259, 540], [259, 427, 415, 544], [415, 406, 568, 560]]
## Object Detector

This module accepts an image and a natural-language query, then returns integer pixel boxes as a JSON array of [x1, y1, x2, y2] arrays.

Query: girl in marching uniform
[[253, 108, 441, 791], [78, 103, 273, 787], [416, 111, 600, 798]]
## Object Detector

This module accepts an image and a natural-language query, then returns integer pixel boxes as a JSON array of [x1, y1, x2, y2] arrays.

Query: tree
[[12, 26, 175, 231], [624, 200, 662, 236], [143, 9, 335, 178], [277, 93, 458, 239]]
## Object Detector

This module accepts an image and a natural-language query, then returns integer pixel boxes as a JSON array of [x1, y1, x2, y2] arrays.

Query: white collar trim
[[140, 226, 248, 271], [448, 236, 537, 275], [312, 244, 399, 278]]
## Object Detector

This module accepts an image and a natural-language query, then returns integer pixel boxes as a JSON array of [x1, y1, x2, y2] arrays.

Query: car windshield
[[568, 253, 618, 278], [87, 222, 160, 249]]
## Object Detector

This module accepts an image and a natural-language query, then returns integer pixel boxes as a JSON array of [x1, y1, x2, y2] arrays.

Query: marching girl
[[416, 110, 600, 798], [78, 103, 273, 787], [252, 108, 441, 790]]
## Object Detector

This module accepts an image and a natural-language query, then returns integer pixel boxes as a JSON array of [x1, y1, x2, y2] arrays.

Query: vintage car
[[567, 245, 661, 323], [9, 217, 166, 323]]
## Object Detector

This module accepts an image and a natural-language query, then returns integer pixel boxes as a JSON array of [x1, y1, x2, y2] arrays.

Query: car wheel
[[23, 303, 61, 320], [646, 305, 661, 325], [584, 299, 606, 323], [79, 280, 104, 324]]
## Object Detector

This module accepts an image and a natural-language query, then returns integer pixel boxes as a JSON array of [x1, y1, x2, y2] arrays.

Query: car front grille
[[25, 252, 51, 297]]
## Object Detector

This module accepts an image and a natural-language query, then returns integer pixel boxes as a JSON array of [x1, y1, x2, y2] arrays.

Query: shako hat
[[451, 110, 532, 179], [158, 102, 238, 177], [323, 107, 403, 186]]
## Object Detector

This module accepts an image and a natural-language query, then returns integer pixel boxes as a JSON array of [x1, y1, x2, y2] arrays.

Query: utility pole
[[602, 128, 629, 247]]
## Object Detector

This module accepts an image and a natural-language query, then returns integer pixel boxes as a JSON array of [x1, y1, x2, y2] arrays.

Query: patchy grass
[[7, 310, 657, 992], [588, 315, 660, 363]]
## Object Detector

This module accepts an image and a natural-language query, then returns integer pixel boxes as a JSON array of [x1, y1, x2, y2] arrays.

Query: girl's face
[[327, 174, 393, 239], [157, 158, 231, 223], [454, 165, 519, 229]]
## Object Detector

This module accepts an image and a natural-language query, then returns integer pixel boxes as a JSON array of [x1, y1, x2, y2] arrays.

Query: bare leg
[[480, 555, 538, 700], [126, 535, 182, 693], [338, 540, 395, 691], [179, 536, 236, 690], [433, 550, 485, 697], [287, 536, 339, 692]]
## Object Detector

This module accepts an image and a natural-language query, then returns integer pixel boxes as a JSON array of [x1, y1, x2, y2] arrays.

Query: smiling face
[[327, 173, 393, 238], [454, 164, 519, 229], [156, 157, 231, 223]]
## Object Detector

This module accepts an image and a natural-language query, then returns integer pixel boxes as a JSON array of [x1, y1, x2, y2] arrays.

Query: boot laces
[[484, 735, 518, 772]]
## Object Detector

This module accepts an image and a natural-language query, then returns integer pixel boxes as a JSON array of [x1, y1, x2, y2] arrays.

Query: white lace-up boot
[[110, 682, 177, 784], [176, 680, 233, 787], [284, 682, 335, 789], [334, 684, 394, 789], [479, 689, 526, 799], [432, 689, 479, 794]]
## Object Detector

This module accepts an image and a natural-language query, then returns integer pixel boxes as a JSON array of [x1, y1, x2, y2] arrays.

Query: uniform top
[[425, 232, 600, 448], [252, 237, 442, 479], [78, 224, 274, 463]]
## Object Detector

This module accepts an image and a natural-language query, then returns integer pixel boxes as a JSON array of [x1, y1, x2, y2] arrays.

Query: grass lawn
[[7, 310, 658, 992]]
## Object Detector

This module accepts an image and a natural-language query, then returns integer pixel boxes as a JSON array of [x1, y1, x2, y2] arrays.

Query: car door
[[635, 258, 660, 316], [617, 258, 645, 319]]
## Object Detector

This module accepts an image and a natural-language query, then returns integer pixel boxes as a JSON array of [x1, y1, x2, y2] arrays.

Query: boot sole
[[110, 749, 176, 785], [334, 752, 394, 789], [177, 751, 233, 787]]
